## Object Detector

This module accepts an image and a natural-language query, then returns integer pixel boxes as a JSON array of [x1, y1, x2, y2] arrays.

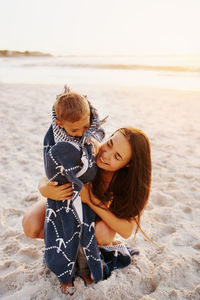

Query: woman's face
[[96, 131, 132, 172]]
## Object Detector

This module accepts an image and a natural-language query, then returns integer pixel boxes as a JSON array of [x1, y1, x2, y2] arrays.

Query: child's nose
[[76, 132, 83, 137]]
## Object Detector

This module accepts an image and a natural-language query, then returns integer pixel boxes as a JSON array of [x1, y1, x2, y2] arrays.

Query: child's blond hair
[[54, 92, 90, 122]]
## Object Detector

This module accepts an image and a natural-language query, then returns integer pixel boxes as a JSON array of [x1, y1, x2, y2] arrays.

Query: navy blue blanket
[[43, 105, 138, 284], [44, 136, 103, 283]]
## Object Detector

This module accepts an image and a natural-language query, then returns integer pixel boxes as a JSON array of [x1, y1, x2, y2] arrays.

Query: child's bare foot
[[60, 279, 75, 295], [80, 274, 93, 286]]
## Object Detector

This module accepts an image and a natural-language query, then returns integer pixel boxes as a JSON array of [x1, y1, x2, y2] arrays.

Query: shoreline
[[1, 80, 200, 93], [0, 50, 52, 57]]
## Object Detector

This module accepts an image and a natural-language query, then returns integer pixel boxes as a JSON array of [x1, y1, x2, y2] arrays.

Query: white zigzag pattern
[[47, 219, 59, 238], [45, 246, 71, 262], [85, 234, 95, 250], [47, 208, 98, 248], [55, 165, 80, 175], [58, 262, 75, 278], [44, 104, 106, 280], [65, 231, 80, 245], [48, 171, 61, 182], [57, 269, 71, 278], [47, 207, 81, 244], [69, 207, 81, 224], [89, 222, 95, 232], [45, 141, 101, 279], [46, 208, 57, 219], [55, 206, 80, 224], [46, 213, 81, 256], [49, 148, 58, 166], [46, 208, 101, 278], [84, 254, 101, 262]]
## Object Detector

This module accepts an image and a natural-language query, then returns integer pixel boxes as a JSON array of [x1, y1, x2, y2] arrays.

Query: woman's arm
[[80, 185, 135, 239], [38, 176, 73, 201]]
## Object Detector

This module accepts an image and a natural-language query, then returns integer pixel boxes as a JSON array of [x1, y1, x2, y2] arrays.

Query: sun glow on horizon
[[0, 0, 200, 56]]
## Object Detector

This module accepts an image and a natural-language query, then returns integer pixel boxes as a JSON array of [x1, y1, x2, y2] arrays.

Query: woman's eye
[[107, 141, 111, 147]]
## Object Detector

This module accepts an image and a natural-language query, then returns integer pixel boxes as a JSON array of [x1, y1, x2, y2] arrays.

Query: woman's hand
[[80, 183, 101, 206], [38, 176, 73, 201], [80, 184, 91, 204]]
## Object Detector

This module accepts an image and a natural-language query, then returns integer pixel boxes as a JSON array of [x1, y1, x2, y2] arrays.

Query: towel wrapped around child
[[43, 104, 138, 284]]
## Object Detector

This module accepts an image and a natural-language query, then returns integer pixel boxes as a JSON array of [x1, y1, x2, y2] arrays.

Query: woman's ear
[[55, 120, 63, 128]]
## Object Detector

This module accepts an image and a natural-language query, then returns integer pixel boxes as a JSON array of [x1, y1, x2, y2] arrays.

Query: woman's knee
[[22, 214, 41, 238], [22, 199, 46, 239], [95, 221, 116, 246]]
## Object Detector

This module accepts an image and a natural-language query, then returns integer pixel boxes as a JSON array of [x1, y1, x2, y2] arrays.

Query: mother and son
[[22, 85, 152, 295]]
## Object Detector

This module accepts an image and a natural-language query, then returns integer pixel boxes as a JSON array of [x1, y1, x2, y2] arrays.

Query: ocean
[[0, 54, 200, 90]]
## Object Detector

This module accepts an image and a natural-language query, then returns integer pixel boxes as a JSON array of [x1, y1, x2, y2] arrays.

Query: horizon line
[[1, 49, 200, 58]]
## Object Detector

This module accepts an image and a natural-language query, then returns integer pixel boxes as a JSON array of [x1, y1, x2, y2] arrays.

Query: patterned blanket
[[43, 99, 138, 284]]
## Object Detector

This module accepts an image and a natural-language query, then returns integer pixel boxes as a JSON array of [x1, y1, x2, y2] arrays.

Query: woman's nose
[[102, 148, 111, 161]]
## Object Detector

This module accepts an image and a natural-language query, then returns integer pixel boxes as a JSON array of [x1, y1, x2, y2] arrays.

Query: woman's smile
[[98, 153, 108, 165], [96, 131, 132, 171]]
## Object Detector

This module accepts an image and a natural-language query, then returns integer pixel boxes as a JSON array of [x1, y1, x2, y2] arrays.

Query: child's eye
[[115, 154, 119, 160]]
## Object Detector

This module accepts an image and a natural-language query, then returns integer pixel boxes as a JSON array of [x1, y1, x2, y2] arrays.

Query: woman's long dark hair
[[92, 127, 152, 232]]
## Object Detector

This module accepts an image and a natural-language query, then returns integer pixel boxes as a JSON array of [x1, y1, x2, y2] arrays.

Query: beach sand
[[0, 82, 200, 299]]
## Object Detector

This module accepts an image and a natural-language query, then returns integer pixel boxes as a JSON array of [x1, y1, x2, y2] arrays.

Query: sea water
[[0, 54, 200, 90]]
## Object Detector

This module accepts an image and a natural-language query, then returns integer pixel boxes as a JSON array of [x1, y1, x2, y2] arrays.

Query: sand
[[0, 82, 199, 300]]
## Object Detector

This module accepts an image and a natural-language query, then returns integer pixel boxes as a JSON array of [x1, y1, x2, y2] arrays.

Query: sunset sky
[[0, 0, 200, 56]]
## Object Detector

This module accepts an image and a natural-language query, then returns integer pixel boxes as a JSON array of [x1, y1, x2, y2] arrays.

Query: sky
[[0, 0, 200, 56]]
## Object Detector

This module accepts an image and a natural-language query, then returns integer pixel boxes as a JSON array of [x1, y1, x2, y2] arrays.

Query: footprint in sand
[[1, 207, 24, 223], [17, 246, 41, 264], [182, 205, 193, 221], [145, 202, 153, 210], [151, 191, 174, 207], [3, 242, 20, 256], [183, 206, 192, 213], [192, 258, 200, 271], [193, 243, 200, 250], [0, 260, 18, 277], [23, 192, 39, 203], [151, 223, 176, 241], [0, 266, 27, 294], [142, 277, 158, 295], [159, 225, 176, 237]]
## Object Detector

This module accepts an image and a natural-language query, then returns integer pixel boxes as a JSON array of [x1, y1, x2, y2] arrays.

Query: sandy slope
[[0, 83, 199, 300]]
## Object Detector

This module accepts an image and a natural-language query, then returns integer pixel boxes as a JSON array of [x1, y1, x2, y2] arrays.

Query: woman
[[22, 127, 151, 292], [23, 126, 151, 244]]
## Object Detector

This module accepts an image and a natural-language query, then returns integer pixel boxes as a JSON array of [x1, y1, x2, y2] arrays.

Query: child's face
[[56, 114, 90, 137]]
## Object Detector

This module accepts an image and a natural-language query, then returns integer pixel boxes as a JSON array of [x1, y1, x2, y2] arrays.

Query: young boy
[[43, 86, 105, 294]]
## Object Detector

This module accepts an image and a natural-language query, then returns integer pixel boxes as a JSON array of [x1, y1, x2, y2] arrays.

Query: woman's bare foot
[[60, 279, 75, 295]]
